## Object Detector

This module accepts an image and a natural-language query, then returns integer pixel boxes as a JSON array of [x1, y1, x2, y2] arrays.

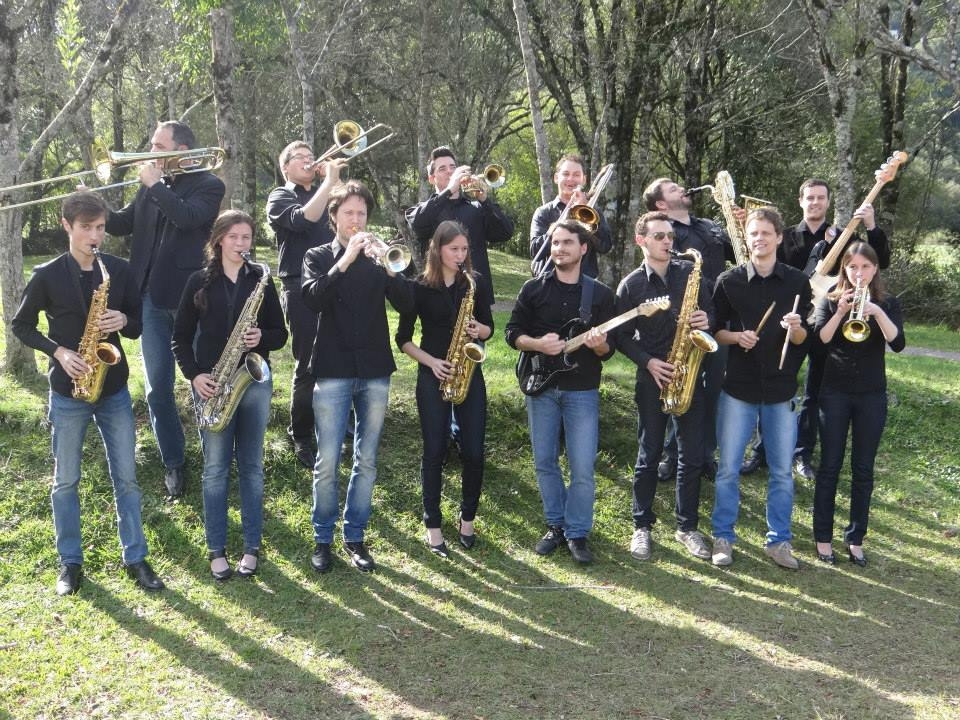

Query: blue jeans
[[141, 293, 185, 469], [197, 376, 272, 553], [49, 387, 148, 565], [311, 376, 390, 544], [712, 391, 798, 545], [416, 366, 486, 528], [813, 389, 887, 545], [525, 388, 599, 540]]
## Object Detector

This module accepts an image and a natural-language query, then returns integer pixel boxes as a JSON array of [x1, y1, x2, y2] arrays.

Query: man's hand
[[737, 329, 759, 350], [536, 333, 566, 356], [53, 346, 91, 379], [97, 310, 126, 334], [447, 165, 472, 196], [139, 163, 163, 188], [646, 357, 675, 390], [689, 309, 710, 331], [853, 202, 876, 231], [242, 327, 261, 348], [192, 373, 219, 400]]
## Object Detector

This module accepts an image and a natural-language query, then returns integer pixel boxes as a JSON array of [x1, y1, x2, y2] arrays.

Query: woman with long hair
[[172, 210, 287, 580], [396, 220, 493, 557], [812, 242, 904, 567]]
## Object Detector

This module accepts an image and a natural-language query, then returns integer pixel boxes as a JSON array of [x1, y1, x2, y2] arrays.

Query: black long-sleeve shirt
[[12, 252, 142, 398], [301, 241, 415, 378], [669, 215, 735, 288], [813, 293, 905, 394], [615, 259, 715, 375], [778, 219, 890, 274], [528, 197, 613, 279], [405, 191, 514, 308], [395, 273, 495, 363], [712, 261, 812, 404], [172, 265, 287, 380], [266, 181, 335, 279], [505, 271, 617, 391]]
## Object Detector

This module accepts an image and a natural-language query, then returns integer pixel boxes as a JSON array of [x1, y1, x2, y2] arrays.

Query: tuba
[[660, 249, 718, 416], [195, 253, 271, 432], [841, 276, 871, 342], [439, 267, 486, 404], [73, 249, 121, 403]]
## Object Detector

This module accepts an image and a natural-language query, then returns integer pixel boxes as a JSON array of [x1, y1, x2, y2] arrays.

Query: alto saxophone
[[439, 267, 486, 405], [195, 253, 271, 432], [73, 248, 121, 403], [660, 249, 718, 416]]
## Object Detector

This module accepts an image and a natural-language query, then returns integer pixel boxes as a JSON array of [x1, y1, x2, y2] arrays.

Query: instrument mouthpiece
[[683, 186, 710, 197]]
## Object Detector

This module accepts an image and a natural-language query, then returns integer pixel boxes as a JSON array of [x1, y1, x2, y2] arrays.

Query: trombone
[[558, 162, 614, 233], [0, 141, 226, 212], [306, 120, 395, 171]]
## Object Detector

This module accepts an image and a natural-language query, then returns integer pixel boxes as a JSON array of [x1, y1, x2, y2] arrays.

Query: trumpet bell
[[381, 244, 412, 273], [483, 164, 505, 188], [842, 319, 871, 342]]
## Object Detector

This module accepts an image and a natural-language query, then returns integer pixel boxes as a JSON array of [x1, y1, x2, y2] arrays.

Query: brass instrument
[[697, 171, 773, 266], [73, 248, 121, 403], [0, 141, 226, 212], [440, 267, 486, 404], [364, 235, 412, 272], [559, 162, 614, 233], [305, 120, 395, 170], [660, 248, 718, 416], [841, 275, 871, 342], [461, 164, 505, 200], [195, 252, 271, 432]]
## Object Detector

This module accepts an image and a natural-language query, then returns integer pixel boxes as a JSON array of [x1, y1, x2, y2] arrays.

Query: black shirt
[[301, 241, 415, 378], [12, 252, 142, 398], [712, 261, 812, 404], [172, 264, 287, 380], [804, 226, 891, 276], [813, 293, 905, 394], [406, 190, 514, 308], [266, 181, 335, 279], [529, 197, 613, 278], [779, 219, 890, 274], [505, 271, 617, 391], [615, 258, 715, 374], [395, 273, 495, 363], [669, 214, 734, 287]]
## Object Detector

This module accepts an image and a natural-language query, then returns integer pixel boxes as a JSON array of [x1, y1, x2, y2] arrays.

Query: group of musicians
[[11, 121, 906, 596]]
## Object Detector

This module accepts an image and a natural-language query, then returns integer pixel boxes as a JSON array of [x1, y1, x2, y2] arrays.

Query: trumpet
[[0, 140, 225, 212], [460, 164, 505, 200], [841, 275, 871, 342], [305, 120, 395, 171], [360, 233, 412, 273]]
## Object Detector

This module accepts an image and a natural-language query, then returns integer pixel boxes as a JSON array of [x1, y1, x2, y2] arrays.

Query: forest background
[[1, 0, 958, 371]]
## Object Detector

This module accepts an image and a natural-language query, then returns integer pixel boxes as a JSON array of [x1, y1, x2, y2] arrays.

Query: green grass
[[1, 249, 959, 718], [901, 323, 960, 354]]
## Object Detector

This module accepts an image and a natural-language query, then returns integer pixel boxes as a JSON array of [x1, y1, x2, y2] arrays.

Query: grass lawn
[[1, 248, 958, 719]]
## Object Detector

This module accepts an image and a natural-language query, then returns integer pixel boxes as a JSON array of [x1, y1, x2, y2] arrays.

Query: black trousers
[[280, 276, 319, 446], [813, 388, 887, 545], [416, 366, 486, 528], [632, 370, 706, 532]]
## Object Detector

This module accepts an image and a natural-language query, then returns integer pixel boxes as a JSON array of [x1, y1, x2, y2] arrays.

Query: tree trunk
[[209, 7, 241, 213], [279, 0, 315, 147], [513, 0, 552, 203]]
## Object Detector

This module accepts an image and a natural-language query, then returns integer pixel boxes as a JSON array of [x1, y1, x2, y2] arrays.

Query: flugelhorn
[[0, 140, 225, 212], [461, 164, 505, 200], [306, 121, 395, 171]]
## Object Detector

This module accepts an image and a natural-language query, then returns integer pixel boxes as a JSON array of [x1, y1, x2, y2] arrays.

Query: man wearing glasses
[[267, 142, 346, 468], [615, 212, 715, 562]]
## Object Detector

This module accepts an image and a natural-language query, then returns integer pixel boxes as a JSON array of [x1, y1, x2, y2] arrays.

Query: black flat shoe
[[457, 514, 476, 550], [208, 549, 233, 582], [847, 548, 868, 567], [236, 548, 259, 578], [126, 560, 165, 591], [817, 551, 837, 565]]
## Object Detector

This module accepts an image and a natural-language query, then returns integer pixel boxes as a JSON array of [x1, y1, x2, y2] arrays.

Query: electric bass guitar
[[809, 151, 907, 306], [516, 296, 671, 396]]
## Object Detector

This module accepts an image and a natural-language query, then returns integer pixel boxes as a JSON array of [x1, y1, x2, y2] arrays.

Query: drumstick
[[744, 301, 776, 353], [778, 294, 801, 370]]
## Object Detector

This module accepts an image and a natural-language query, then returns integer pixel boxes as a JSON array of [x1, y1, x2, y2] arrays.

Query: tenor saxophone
[[73, 248, 121, 403], [195, 253, 271, 432], [439, 267, 486, 405], [660, 249, 718, 416]]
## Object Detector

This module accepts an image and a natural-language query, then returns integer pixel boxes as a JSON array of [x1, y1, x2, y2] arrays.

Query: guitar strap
[[578, 274, 596, 326]]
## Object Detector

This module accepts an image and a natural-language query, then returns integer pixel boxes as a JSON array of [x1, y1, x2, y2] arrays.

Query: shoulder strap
[[579, 275, 596, 325]]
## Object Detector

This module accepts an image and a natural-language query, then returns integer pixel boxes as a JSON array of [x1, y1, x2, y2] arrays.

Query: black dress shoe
[[567, 537, 594, 564], [126, 560, 165, 591], [847, 548, 868, 567], [534, 526, 567, 555], [344, 541, 376, 572], [457, 514, 476, 550], [657, 455, 677, 483], [208, 549, 233, 581], [740, 449, 766, 475], [56, 563, 82, 596], [310, 543, 332, 574], [164, 466, 186, 498], [293, 442, 316, 470], [236, 548, 259, 578]]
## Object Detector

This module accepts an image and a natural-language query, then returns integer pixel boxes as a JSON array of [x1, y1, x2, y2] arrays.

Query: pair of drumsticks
[[748, 296, 801, 370]]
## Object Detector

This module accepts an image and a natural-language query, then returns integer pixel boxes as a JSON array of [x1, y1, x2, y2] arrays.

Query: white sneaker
[[675, 529, 711, 560], [630, 527, 652, 560], [712, 537, 734, 566]]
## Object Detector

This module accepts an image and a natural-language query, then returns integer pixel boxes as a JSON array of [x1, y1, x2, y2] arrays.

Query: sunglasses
[[648, 231, 675, 241]]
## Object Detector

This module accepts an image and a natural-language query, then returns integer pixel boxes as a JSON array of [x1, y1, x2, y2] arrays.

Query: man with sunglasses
[[267, 142, 346, 468], [616, 212, 715, 562], [642, 178, 734, 484]]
